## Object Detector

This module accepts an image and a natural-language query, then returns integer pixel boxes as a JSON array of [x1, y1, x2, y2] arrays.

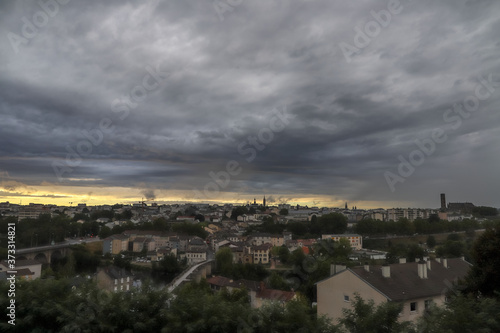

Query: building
[[322, 234, 363, 250], [248, 233, 273, 246], [251, 244, 272, 264], [317, 258, 470, 323], [131, 237, 155, 252], [96, 266, 134, 292], [186, 248, 207, 264], [103, 234, 130, 255], [0, 259, 42, 279], [447, 202, 475, 214], [17, 207, 45, 221], [206, 276, 296, 308]]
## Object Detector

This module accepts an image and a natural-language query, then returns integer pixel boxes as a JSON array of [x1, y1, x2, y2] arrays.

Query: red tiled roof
[[256, 289, 295, 302], [206, 276, 260, 291]]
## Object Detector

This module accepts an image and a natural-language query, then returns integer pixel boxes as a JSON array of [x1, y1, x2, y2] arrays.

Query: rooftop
[[347, 258, 471, 301]]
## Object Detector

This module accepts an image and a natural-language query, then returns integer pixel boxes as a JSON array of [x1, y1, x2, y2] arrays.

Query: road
[[17, 237, 101, 253]]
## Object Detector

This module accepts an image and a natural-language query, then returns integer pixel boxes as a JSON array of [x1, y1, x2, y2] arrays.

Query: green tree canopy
[[216, 247, 234, 276], [339, 294, 414, 333], [464, 226, 500, 298]]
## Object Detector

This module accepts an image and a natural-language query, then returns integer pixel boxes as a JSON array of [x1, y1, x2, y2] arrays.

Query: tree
[[464, 226, 500, 298], [230, 206, 249, 220], [335, 237, 353, 258], [268, 271, 290, 290], [318, 213, 348, 234], [426, 235, 436, 249], [278, 246, 290, 264], [339, 294, 414, 333], [289, 248, 306, 267], [418, 294, 500, 332], [447, 233, 461, 241], [99, 225, 112, 239], [216, 247, 234, 276], [279, 208, 289, 216]]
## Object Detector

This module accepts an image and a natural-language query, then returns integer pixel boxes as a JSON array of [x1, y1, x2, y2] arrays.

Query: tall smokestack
[[440, 193, 446, 211]]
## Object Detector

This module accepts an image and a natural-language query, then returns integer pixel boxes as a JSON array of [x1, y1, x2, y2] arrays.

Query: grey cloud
[[0, 0, 499, 207]]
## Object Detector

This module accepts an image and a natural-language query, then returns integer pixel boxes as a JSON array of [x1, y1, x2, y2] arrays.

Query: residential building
[[186, 248, 207, 264], [0, 259, 42, 279], [248, 233, 273, 246], [206, 276, 296, 309], [251, 244, 271, 264], [317, 258, 471, 323], [103, 234, 130, 255], [132, 237, 155, 252], [96, 266, 134, 292], [322, 234, 363, 250]]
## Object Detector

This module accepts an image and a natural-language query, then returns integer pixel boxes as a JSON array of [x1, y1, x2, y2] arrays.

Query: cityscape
[[1, 0, 500, 332]]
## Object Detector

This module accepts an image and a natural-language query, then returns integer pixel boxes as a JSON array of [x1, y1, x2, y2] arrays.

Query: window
[[344, 295, 350, 302], [424, 299, 432, 310], [114, 279, 117, 285], [410, 302, 417, 312]]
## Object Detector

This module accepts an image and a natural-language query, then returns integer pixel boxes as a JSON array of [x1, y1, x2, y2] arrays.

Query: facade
[[103, 234, 129, 255], [251, 244, 271, 264], [0, 259, 42, 279], [317, 258, 470, 323], [249, 233, 273, 246], [132, 237, 155, 252], [96, 266, 134, 292], [186, 248, 207, 264], [322, 234, 363, 250]]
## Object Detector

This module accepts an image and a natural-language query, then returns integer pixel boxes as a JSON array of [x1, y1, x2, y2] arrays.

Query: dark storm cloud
[[0, 0, 499, 207]]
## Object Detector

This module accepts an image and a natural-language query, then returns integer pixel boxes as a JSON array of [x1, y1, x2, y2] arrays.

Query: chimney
[[364, 262, 370, 272], [418, 260, 427, 279], [399, 258, 407, 264], [381, 264, 390, 278], [330, 263, 347, 276], [442, 258, 448, 268]]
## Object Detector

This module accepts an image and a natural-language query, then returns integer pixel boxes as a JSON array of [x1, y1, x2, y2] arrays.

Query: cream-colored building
[[317, 258, 470, 323], [103, 234, 130, 254], [321, 234, 363, 250]]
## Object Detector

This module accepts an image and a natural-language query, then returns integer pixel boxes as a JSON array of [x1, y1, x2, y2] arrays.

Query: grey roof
[[1, 259, 42, 267], [101, 266, 133, 280], [347, 258, 471, 301]]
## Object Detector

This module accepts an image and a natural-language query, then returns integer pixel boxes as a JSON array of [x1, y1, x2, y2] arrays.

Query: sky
[[0, 0, 499, 209]]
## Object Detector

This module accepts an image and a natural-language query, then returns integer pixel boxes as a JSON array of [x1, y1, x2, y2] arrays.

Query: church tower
[[263, 195, 266, 207]]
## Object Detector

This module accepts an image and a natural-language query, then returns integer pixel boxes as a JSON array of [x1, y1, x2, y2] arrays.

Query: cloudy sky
[[1, 0, 499, 209]]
